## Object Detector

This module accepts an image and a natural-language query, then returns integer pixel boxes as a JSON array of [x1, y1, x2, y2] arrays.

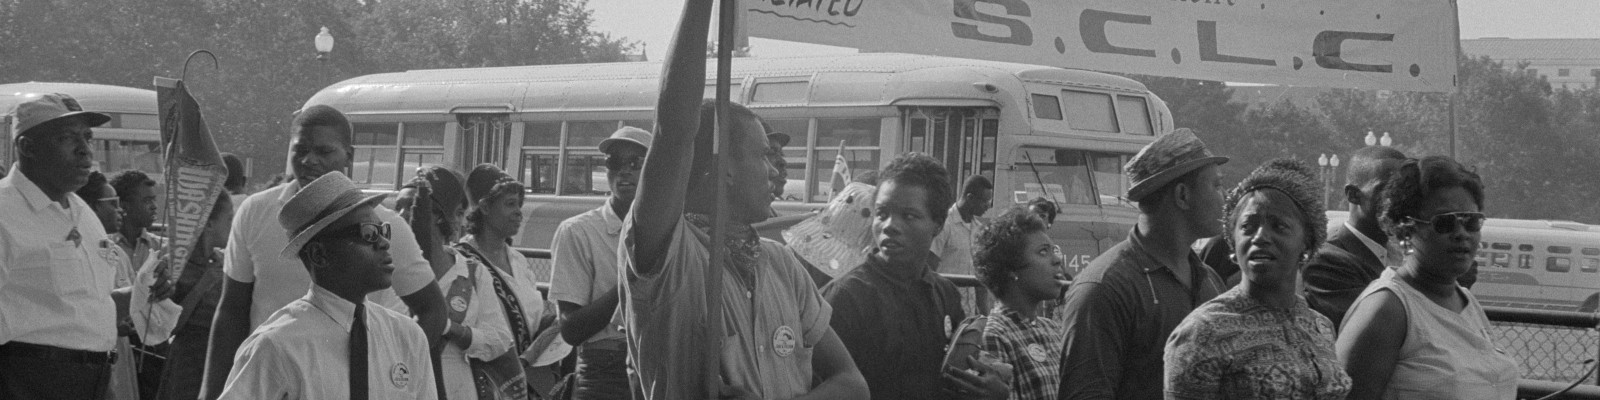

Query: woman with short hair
[[1163, 159, 1350, 399], [954, 207, 1068, 400], [1336, 156, 1518, 399]]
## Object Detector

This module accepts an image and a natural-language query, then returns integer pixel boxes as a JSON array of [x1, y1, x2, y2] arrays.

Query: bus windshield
[[1013, 146, 1135, 209]]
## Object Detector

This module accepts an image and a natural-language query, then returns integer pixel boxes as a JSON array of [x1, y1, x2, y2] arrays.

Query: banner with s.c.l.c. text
[[745, 0, 1459, 92]]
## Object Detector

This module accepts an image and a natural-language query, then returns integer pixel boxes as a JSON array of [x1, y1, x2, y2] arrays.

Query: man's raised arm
[[629, 0, 713, 276]]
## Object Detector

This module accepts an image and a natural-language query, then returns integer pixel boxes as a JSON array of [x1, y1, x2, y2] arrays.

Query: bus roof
[[0, 82, 156, 115], [306, 53, 1155, 116]]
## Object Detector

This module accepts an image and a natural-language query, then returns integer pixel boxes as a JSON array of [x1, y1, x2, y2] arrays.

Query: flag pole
[[706, 0, 737, 396]]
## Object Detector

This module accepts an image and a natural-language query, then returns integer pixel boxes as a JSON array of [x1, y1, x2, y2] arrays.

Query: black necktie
[[351, 303, 368, 400]]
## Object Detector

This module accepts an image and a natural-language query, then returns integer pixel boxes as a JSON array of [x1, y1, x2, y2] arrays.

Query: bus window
[[1491, 252, 1510, 268], [520, 122, 561, 194], [398, 122, 445, 180], [1116, 95, 1153, 135], [810, 118, 881, 202], [1015, 147, 1094, 206], [562, 154, 606, 196], [1583, 248, 1600, 256], [1061, 90, 1118, 132], [1491, 242, 1512, 251], [1519, 244, 1534, 252], [1031, 94, 1063, 120], [1585, 258, 1600, 273], [764, 118, 810, 202], [460, 115, 511, 170], [520, 153, 558, 194], [1519, 254, 1533, 269], [1090, 152, 1134, 208], [567, 121, 615, 148], [1547, 257, 1572, 273], [98, 140, 161, 176], [752, 81, 810, 104], [1549, 246, 1573, 254], [352, 123, 400, 189]]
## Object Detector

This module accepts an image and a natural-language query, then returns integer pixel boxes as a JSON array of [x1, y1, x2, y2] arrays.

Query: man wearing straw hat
[[0, 93, 133, 398], [216, 172, 436, 399], [1055, 128, 1230, 400]]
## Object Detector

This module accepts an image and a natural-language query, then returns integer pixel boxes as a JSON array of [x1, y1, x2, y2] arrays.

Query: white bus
[[1, 82, 163, 177], [306, 53, 1174, 271], [1328, 210, 1600, 311]]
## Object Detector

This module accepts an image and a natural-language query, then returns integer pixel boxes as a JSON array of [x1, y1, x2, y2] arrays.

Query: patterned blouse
[[1164, 287, 1351, 399], [982, 303, 1064, 400]]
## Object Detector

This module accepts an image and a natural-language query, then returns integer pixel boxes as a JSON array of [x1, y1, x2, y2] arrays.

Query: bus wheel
[[1581, 293, 1600, 313]]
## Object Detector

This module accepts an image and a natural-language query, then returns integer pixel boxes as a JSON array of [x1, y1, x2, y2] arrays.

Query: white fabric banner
[[744, 0, 1459, 92]]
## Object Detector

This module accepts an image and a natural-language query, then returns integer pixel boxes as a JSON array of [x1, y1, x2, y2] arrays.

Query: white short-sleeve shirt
[[0, 166, 118, 351], [547, 200, 626, 345], [225, 181, 435, 327]]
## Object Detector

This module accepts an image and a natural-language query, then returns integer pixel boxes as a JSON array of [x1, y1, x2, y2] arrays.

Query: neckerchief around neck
[[455, 242, 534, 353], [684, 213, 760, 289]]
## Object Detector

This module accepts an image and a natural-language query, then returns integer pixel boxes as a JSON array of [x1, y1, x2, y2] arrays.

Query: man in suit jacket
[[1304, 146, 1405, 329]]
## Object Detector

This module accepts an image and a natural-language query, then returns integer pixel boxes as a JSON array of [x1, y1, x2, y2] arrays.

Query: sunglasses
[[320, 222, 392, 245], [1406, 212, 1485, 234], [606, 156, 644, 172]]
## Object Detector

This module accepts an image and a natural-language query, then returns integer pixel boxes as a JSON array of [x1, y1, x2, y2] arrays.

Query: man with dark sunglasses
[[1305, 146, 1407, 329], [549, 126, 652, 399], [216, 172, 436, 399]]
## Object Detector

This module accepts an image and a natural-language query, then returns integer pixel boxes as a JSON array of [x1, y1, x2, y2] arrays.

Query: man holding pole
[[618, 1, 867, 398]]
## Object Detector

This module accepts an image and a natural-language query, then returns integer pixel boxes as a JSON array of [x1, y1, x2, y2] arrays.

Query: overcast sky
[[589, 0, 1600, 58]]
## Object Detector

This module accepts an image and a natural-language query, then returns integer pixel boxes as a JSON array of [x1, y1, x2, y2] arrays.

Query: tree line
[[1136, 55, 1600, 224], [0, 0, 631, 187]]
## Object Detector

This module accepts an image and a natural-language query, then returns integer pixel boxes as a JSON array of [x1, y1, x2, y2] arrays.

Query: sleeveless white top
[[1346, 268, 1520, 400]]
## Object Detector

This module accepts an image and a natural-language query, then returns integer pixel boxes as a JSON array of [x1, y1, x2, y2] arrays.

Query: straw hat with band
[[1124, 128, 1229, 202], [8, 92, 111, 139], [279, 171, 388, 259]]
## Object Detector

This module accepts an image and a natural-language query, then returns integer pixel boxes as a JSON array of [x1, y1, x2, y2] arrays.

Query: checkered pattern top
[[982, 303, 1065, 400]]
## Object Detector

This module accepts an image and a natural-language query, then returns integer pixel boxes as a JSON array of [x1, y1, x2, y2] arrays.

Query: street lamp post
[[1317, 153, 1342, 207], [315, 27, 334, 62]]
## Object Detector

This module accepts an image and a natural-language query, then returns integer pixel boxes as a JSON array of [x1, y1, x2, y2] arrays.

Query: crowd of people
[[2, 1, 1521, 399]]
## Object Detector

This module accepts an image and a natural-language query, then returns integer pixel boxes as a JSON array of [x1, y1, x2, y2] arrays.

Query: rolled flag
[[831, 140, 851, 194], [154, 76, 227, 297]]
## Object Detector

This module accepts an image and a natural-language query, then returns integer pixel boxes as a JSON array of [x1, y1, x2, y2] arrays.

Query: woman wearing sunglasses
[[1337, 156, 1519, 399], [1163, 159, 1349, 399]]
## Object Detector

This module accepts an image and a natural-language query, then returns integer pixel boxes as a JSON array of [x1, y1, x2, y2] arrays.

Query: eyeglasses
[[1407, 212, 1485, 234], [606, 156, 644, 172], [320, 222, 392, 245]]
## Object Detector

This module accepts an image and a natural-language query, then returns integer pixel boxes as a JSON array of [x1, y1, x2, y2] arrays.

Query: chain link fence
[[1491, 321, 1599, 384]]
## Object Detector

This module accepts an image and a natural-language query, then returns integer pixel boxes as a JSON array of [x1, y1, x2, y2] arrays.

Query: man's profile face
[[311, 205, 393, 294], [289, 125, 352, 188], [1188, 164, 1226, 238], [729, 115, 777, 222], [21, 119, 94, 194]]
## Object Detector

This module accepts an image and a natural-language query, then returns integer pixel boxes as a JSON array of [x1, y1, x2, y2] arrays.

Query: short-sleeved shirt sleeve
[[217, 333, 294, 400]]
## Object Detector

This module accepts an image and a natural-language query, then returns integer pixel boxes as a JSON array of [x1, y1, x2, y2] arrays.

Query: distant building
[[1462, 38, 1600, 90]]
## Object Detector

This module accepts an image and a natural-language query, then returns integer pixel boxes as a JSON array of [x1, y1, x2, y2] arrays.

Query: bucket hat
[[1124, 128, 1229, 202]]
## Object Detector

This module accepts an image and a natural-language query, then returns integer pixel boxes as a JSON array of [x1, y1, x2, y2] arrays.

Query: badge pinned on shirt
[[1027, 343, 1049, 363], [449, 295, 468, 313], [772, 325, 797, 357], [390, 362, 410, 389], [66, 227, 82, 247]]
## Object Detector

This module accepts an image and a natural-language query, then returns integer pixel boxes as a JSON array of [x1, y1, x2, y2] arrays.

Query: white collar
[[1344, 222, 1388, 261], [304, 284, 362, 332]]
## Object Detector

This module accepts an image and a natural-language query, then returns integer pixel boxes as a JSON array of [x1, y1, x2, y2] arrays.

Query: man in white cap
[[0, 92, 183, 398], [1055, 128, 1230, 400], [217, 172, 437, 399], [204, 105, 447, 399], [549, 126, 652, 399], [0, 93, 140, 398]]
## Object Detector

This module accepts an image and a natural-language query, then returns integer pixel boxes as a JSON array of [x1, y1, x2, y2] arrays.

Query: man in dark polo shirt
[[823, 153, 1008, 400], [1055, 128, 1230, 400]]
